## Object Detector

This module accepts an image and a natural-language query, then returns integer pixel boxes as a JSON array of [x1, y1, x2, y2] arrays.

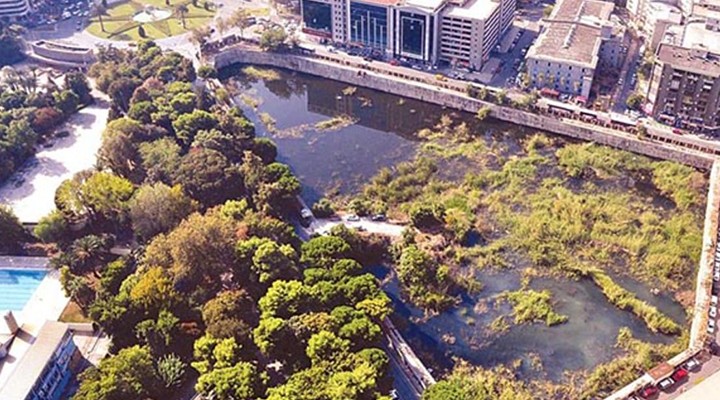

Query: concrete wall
[[212, 47, 715, 169]]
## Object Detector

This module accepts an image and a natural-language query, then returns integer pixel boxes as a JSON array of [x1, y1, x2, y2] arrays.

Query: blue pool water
[[0, 269, 48, 311]]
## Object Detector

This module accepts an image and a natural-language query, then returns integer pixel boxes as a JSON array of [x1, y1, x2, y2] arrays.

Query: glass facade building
[[302, 0, 334, 35], [349, 2, 389, 49]]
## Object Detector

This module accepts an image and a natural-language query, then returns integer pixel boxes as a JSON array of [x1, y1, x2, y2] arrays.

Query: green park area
[[87, 0, 215, 41]]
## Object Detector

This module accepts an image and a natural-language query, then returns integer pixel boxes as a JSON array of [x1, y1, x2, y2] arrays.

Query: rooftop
[[657, 43, 720, 78], [527, 0, 616, 67], [351, 0, 402, 6], [0, 321, 70, 400], [683, 20, 720, 54], [443, 0, 499, 20], [403, 0, 446, 12]]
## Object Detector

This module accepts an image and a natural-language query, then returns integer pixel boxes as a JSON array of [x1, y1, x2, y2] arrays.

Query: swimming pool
[[0, 269, 48, 311]]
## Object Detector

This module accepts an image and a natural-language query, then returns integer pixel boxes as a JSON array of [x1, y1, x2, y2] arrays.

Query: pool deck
[[0, 268, 69, 389]]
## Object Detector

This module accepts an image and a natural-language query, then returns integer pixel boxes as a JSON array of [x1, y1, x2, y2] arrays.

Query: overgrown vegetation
[[498, 289, 568, 326], [27, 42, 396, 400]]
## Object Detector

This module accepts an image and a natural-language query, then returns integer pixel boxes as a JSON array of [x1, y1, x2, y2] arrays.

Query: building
[[29, 41, 96, 67], [439, 0, 501, 69], [302, 0, 349, 42], [525, 0, 625, 98], [0, 0, 29, 18], [302, 0, 514, 68], [647, 44, 720, 134], [0, 321, 78, 400]]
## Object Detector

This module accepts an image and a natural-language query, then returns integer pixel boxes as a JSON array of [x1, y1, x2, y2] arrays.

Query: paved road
[[0, 94, 108, 223], [612, 34, 641, 113]]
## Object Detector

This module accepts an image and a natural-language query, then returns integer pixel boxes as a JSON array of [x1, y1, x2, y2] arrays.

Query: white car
[[711, 306, 717, 318], [708, 319, 716, 334], [714, 271, 720, 282], [345, 214, 360, 222], [713, 295, 719, 306], [658, 377, 675, 391], [684, 358, 700, 371]]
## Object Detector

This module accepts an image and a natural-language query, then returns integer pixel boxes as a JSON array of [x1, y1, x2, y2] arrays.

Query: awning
[[540, 88, 560, 97], [648, 362, 674, 382]]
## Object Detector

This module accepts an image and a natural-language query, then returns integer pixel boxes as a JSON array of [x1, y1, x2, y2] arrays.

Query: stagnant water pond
[[219, 65, 690, 382]]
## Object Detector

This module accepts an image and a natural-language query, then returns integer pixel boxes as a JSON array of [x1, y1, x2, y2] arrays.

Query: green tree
[[53, 90, 80, 116], [138, 138, 182, 185], [0, 205, 27, 253], [301, 236, 351, 268], [129, 266, 181, 313], [34, 210, 69, 243], [307, 330, 350, 366], [259, 25, 289, 51], [626, 92, 644, 111], [195, 361, 264, 400], [56, 171, 135, 223], [73, 346, 160, 400], [129, 183, 197, 240], [65, 71, 93, 105], [173, 148, 244, 207], [172, 109, 219, 146], [144, 211, 238, 299], [156, 353, 187, 390], [202, 290, 258, 342]]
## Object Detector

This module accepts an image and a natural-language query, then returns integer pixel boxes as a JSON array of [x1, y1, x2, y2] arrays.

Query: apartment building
[[0, 0, 29, 18], [302, 0, 514, 68], [648, 44, 720, 134], [525, 0, 625, 98]]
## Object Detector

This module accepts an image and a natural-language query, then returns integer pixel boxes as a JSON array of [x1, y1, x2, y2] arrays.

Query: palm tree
[[175, 4, 189, 29], [92, 3, 107, 33]]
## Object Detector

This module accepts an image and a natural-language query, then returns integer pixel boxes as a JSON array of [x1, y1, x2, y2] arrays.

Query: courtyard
[[86, 0, 215, 41]]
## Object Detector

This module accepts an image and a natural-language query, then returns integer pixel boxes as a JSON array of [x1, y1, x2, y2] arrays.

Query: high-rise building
[[0, 0, 29, 18], [301, 0, 515, 69]]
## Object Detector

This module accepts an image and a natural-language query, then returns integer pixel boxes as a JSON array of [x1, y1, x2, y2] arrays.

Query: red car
[[672, 367, 689, 381], [672, 128, 684, 135], [638, 385, 658, 399]]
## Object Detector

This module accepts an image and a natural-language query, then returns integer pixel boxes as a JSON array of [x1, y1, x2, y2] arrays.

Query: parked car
[[708, 319, 716, 334], [713, 295, 719, 306], [371, 214, 387, 221], [672, 367, 689, 382], [346, 214, 360, 222], [658, 377, 675, 391], [683, 358, 700, 371], [637, 385, 658, 399], [711, 306, 718, 318], [714, 270, 720, 281]]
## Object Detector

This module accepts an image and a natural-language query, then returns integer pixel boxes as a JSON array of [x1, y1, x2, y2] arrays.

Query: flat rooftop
[[443, 0, 499, 20], [683, 21, 720, 54], [0, 321, 70, 400], [352, 0, 401, 6], [403, 0, 445, 12], [657, 43, 720, 78], [527, 0, 615, 67]]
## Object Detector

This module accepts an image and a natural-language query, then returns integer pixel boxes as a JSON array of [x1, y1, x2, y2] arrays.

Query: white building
[[0, 0, 29, 18], [525, 0, 625, 98], [438, 0, 502, 69], [302, 0, 514, 68]]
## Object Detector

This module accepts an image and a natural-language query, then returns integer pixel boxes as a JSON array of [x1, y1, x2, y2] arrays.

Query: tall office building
[[302, 0, 515, 69]]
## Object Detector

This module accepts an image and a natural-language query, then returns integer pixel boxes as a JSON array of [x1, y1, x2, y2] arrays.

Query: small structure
[[0, 311, 19, 359]]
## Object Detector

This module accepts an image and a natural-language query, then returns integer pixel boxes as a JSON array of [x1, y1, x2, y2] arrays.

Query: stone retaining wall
[[212, 47, 716, 169]]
